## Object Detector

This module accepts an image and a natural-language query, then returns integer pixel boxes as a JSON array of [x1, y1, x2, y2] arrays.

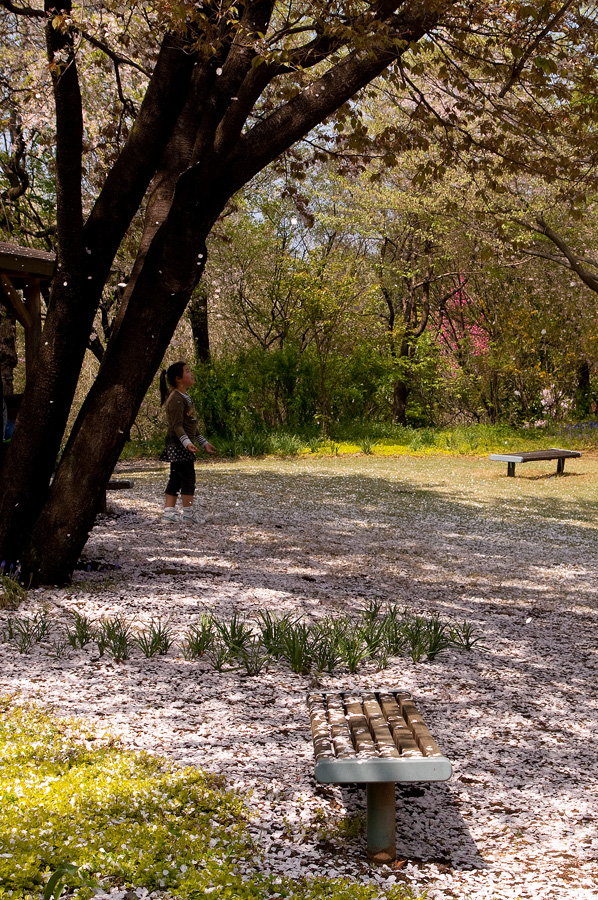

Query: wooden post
[[557, 457, 565, 475], [507, 461, 515, 477], [23, 279, 42, 376]]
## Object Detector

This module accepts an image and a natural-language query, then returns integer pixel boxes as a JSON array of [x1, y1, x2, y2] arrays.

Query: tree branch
[[533, 214, 598, 294], [45, 0, 84, 265], [80, 28, 152, 78], [498, 0, 576, 98], [0, 0, 43, 17], [83, 32, 198, 286], [223, 0, 456, 194]]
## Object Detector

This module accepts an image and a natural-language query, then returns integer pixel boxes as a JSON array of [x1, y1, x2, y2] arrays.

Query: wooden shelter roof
[[0, 241, 55, 281]]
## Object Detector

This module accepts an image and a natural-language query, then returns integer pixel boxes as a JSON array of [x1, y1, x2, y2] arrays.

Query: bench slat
[[362, 694, 400, 758], [307, 695, 334, 761], [327, 694, 356, 759], [345, 699, 377, 757], [379, 693, 422, 756]]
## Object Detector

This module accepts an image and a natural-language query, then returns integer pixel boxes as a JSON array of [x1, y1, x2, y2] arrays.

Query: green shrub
[[0, 564, 27, 610]]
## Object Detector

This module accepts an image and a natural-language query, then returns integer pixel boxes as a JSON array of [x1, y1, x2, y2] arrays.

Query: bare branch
[[532, 214, 598, 294], [0, 0, 43, 17], [79, 28, 152, 78]]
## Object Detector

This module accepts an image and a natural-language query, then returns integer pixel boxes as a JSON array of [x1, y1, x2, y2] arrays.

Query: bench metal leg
[[507, 462, 515, 477], [366, 782, 396, 863], [557, 458, 565, 475]]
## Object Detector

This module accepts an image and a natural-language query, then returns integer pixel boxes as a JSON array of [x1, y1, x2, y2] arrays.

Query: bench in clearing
[[308, 689, 452, 863], [489, 448, 581, 477]]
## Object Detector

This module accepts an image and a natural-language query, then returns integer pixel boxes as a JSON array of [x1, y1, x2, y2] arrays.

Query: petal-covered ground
[[2, 454, 598, 900]]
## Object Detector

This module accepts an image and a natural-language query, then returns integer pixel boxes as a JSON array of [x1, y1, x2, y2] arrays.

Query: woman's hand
[[204, 442, 216, 454]]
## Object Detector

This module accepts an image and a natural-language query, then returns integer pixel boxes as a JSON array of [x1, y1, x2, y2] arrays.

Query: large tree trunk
[[22, 167, 221, 582], [0, 34, 197, 564], [23, 230, 210, 580], [1, 0, 456, 583]]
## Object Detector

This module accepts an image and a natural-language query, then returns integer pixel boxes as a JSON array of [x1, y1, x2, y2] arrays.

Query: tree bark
[[0, 32, 198, 565], [576, 359, 591, 417], [392, 379, 409, 426], [0, 309, 17, 396], [188, 285, 211, 363]]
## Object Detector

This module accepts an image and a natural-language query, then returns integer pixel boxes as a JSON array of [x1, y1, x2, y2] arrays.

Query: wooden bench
[[489, 448, 581, 477], [308, 689, 452, 863], [99, 479, 134, 514]]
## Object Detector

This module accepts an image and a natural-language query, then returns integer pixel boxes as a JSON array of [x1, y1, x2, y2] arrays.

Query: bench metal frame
[[308, 689, 451, 863]]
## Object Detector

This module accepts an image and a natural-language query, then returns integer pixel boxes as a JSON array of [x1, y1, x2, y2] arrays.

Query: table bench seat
[[489, 448, 581, 476], [308, 689, 451, 863]]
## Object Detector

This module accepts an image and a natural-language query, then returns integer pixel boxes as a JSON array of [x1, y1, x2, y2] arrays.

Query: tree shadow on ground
[[20, 462, 597, 876]]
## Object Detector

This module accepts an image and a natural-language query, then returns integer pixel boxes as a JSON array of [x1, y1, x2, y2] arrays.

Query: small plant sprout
[[257, 610, 295, 658], [238, 638, 270, 676], [65, 611, 96, 649], [424, 614, 451, 661], [358, 436, 376, 455], [449, 620, 484, 651], [279, 620, 314, 674], [6, 612, 51, 653], [134, 619, 175, 657], [97, 616, 133, 661], [206, 639, 233, 672], [311, 618, 343, 674], [400, 615, 428, 663], [339, 631, 369, 674], [49, 638, 72, 660], [181, 614, 215, 659], [215, 611, 254, 656]]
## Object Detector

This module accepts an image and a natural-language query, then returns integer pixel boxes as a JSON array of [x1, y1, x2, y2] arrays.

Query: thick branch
[[534, 215, 598, 294], [45, 0, 84, 264], [0, 0, 43, 16], [223, 0, 455, 191], [83, 32, 197, 286]]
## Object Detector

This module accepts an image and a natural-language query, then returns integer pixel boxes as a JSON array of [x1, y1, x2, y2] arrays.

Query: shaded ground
[[2, 454, 598, 899]]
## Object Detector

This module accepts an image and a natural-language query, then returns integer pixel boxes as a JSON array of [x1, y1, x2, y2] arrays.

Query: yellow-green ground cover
[[0, 699, 418, 900]]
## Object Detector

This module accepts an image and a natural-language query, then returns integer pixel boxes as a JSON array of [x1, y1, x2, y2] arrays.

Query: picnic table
[[489, 448, 581, 477], [308, 689, 451, 863]]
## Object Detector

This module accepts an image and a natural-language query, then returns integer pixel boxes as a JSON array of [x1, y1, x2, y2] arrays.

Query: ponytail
[[159, 370, 170, 405], [160, 360, 187, 405]]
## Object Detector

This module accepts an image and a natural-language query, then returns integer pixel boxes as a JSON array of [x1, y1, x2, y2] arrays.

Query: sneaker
[[181, 509, 206, 525], [160, 507, 179, 523]]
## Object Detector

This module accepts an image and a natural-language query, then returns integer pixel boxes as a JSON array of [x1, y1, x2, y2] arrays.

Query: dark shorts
[[164, 460, 196, 496]]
